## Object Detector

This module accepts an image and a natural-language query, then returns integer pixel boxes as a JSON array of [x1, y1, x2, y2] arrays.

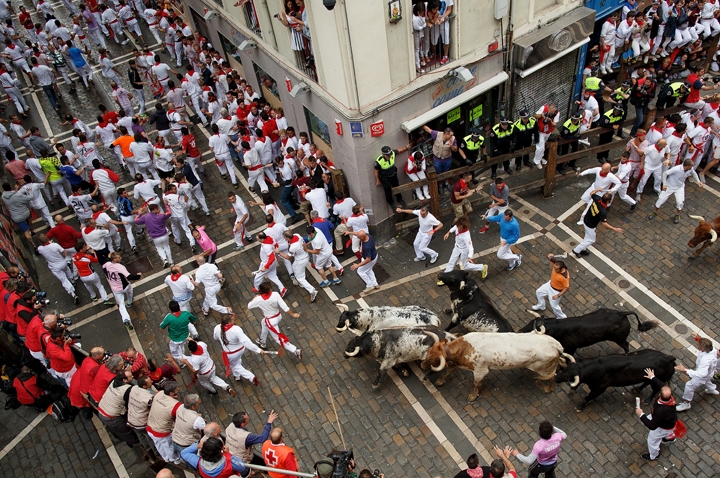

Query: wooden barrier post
[[642, 106, 657, 132], [426, 166, 440, 218], [541, 139, 559, 198]]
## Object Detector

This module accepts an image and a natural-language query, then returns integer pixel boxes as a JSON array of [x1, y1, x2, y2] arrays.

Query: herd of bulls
[[336, 270, 677, 411]]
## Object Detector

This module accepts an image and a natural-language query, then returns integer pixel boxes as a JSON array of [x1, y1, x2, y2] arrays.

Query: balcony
[[290, 29, 317, 82], [241, 0, 262, 37], [419, 14, 456, 74]]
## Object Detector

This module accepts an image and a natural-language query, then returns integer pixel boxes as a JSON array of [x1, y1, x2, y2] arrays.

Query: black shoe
[[398, 199, 407, 207], [504, 168, 514, 175], [516, 164, 521, 171], [662, 437, 676, 443], [246, 236, 254, 243], [640, 453, 655, 461], [630, 204, 636, 211], [580, 250, 590, 256], [523, 161, 533, 168], [491, 172, 497, 180], [573, 251, 583, 258]]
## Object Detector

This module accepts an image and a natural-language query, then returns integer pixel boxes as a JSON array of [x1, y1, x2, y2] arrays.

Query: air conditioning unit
[[203, 9, 219, 21]]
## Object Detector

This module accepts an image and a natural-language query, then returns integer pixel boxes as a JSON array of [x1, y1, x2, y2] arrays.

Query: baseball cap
[[571, 111, 582, 120], [381, 146, 392, 155]]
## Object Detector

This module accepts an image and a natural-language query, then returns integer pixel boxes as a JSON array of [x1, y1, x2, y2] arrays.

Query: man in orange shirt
[[532, 254, 570, 319], [261, 428, 298, 478], [112, 126, 136, 175]]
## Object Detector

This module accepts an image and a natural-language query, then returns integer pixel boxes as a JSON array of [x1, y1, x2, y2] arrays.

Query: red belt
[[158, 76, 169, 82], [264, 316, 288, 346], [109, 19, 118, 24], [98, 407, 117, 418], [198, 363, 215, 375], [79, 35, 86, 39], [265, 312, 281, 320], [248, 164, 263, 171], [221, 346, 245, 376]]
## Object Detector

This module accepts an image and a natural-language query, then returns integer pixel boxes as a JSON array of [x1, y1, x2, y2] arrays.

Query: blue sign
[[350, 122, 363, 138], [585, 0, 626, 20]]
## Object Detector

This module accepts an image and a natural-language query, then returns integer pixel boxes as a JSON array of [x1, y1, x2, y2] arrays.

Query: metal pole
[[243, 463, 316, 477]]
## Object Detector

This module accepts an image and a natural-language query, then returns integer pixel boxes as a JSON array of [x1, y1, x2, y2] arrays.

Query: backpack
[[50, 395, 75, 423]]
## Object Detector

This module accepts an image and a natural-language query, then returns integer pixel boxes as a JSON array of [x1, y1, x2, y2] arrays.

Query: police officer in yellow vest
[[375, 144, 410, 209], [459, 127, 486, 184], [656, 81, 690, 111], [489, 117, 514, 180], [584, 76, 612, 117], [597, 104, 624, 162], [558, 110, 583, 174], [512, 109, 539, 172], [610, 80, 632, 138]]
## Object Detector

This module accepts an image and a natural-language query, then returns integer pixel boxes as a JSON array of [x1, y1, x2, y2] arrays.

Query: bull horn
[[348, 328, 362, 336], [711, 229, 718, 243], [570, 375, 580, 388], [688, 215, 705, 221], [345, 346, 360, 357], [527, 310, 541, 318], [423, 330, 441, 344], [534, 325, 546, 335], [335, 319, 350, 332], [338, 304, 349, 311], [459, 281, 465, 290], [431, 354, 446, 372]]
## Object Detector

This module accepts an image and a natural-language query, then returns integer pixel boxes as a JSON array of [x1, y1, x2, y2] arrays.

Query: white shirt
[[82, 227, 110, 250], [129, 142, 154, 164], [248, 291, 289, 318], [134, 179, 162, 203], [414, 210, 441, 234], [450, 225, 473, 252], [216, 116, 237, 136], [31, 64, 54, 86], [164, 192, 188, 217], [686, 350, 718, 380], [305, 188, 329, 218], [308, 228, 332, 256], [95, 123, 118, 147], [212, 324, 260, 353], [584, 96, 600, 123], [264, 203, 286, 226], [19, 183, 46, 209], [164, 274, 195, 298], [265, 222, 288, 247], [346, 214, 369, 234], [663, 164, 699, 189], [154, 146, 174, 171], [93, 212, 118, 235], [645, 126, 664, 146], [615, 161, 633, 182], [25, 157, 45, 182], [231, 196, 249, 221], [254, 137, 273, 165], [151, 62, 171, 81], [580, 167, 621, 193], [38, 242, 67, 268], [333, 198, 356, 220], [209, 133, 230, 157], [687, 124, 711, 151], [186, 341, 214, 374], [666, 133, 685, 163], [286, 235, 309, 262], [195, 263, 221, 288], [642, 144, 669, 169], [69, 193, 93, 216]]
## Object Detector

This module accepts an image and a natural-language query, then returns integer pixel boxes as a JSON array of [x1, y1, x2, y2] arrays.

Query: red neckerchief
[[167, 109, 175, 114], [98, 121, 108, 128], [7, 44, 14, 50], [658, 395, 676, 406], [496, 183, 506, 191], [599, 170, 609, 177], [92, 210, 103, 220], [149, 369, 162, 380], [652, 125, 664, 132], [42, 242, 51, 246], [170, 273, 182, 281], [262, 237, 274, 245], [260, 292, 272, 300], [267, 222, 276, 229], [171, 311, 181, 317], [100, 54, 107, 60], [459, 179, 467, 189], [599, 200, 607, 208], [154, 62, 161, 66], [711, 102, 719, 110], [191, 345, 203, 355], [222, 323, 233, 331], [289, 235, 300, 244], [673, 131, 683, 138], [336, 198, 345, 204], [84, 226, 95, 234], [11, 120, 22, 125], [313, 218, 326, 224]]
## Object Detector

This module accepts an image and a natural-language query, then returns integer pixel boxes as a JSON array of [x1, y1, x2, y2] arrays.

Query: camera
[[67, 332, 81, 340], [36, 291, 47, 300], [328, 449, 353, 478], [57, 317, 72, 327], [35, 298, 49, 306], [373, 470, 381, 478], [102, 351, 113, 361]]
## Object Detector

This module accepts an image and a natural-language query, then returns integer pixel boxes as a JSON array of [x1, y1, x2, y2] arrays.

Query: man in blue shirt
[[180, 437, 246, 476], [310, 210, 345, 275], [486, 209, 521, 270], [226, 410, 278, 465], [66, 40, 94, 89], [117, 187, 144, 252], [347, 230, 379, 291]]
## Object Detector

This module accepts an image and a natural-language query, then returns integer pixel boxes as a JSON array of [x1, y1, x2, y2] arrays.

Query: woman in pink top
[[510, 420, 566, 477], [191, 225, 218, 263]]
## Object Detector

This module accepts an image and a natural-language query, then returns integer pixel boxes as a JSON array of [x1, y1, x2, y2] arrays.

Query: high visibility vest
[[666, 82, 686, 97], [492, 124, 513, 138], [375, 151, 395, 169], [612, 87, 631, 102], [513, 117, 536, 131], [562, 119, 581, 135], [462, 135, 484, 149], [585, 77, 602, 91], [603, 110, 624, 124]]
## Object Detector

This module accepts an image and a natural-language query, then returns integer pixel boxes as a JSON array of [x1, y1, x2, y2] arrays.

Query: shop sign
[[285, 76, 292, 93], [431, 64, 479, 108], [447, 107, 461, 124], [335, 119, 343, 136], [470, 105, 483, 121], [370, 120, 385, 137], [350, 122, 363, 138]]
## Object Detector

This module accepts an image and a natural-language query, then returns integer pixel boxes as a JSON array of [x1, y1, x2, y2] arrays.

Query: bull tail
[[627, 312, 658, 332], [535, 352, 563, 382]]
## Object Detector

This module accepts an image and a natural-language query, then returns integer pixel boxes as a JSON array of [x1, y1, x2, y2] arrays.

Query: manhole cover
[[618, 279, 631, 289], [675, 324, 688, 334], [524, 210, 530, 214], [126, 256, 154, 275], [569, 241, 577, 246]]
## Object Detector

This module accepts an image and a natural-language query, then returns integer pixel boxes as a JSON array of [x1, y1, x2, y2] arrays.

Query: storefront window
[[190, 8, 212, 42], [219, 33, 242, 64], [254, 64, 279, 100], [304, 107, 331, 146]]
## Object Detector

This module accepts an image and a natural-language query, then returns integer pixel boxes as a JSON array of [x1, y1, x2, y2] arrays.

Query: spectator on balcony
[[413, 3, 427, 74], [276, 0, 305, 52], [428, 0, 453, 65]]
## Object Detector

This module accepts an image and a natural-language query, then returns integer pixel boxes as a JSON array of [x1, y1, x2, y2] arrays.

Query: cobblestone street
[[1, 1, 720, 477]]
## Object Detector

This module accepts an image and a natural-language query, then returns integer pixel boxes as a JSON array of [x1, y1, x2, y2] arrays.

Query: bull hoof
[[401, 368, 410, 377], [575, 403, 586, 412], [436, 378, 446, 387], [443, 308, 452, 315], [467, 392, 478, 402]]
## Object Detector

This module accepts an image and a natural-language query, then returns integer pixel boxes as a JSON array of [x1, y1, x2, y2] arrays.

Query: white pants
[[113, 285, 133, 323], [248, 167, 268, 192], [682, 376, 717, 401], [196, 365, 228, 392], [351, 235, 361, 253], [413, 231, 436, 260], [135, 161, 159, 181], [189, 95, 207, 125], [254, 263, 284, 290], [203, 283, 231, 314], [632, 38, 650, 57], [133, 88, 145, 115], [573, 224, 597, 254], [49, 264, 75, 296], [80, 272, 108, 300], [652, 24, 666, 54], [533, 132, 550, 165], [5, 85, 26, 113], [233, 220, 252, 247], [407, 171, 429, 199], [120, 215, 142, 248], [34, 206, 55, 227], [225, 348, 255, 381], [263, 164, 277, 184], [276, 242, 294, 276], [148, 25, 163, 46], [497, 242, 519, 266], [187, 154, 205, 176], [75, 63, 93, 87], [637, 166, 663, 195], [699, 17, 720, 38], [29, 349, 49, 371], [108, 21, 124, 43], [293, 258, 315, 294], [53, 364, 77, 388], [655, 186, 685, 211], [611, 182, 636, 206], [357, 255, 378, 288], [170, 216, 195, 246], [535, 280, 566, 319], [647, 426, 673, 460], [169, 338, 189, 362], [601, 43, 616, 73], [260, 316, 297, 353], [87, 27, 107, 48], [669, 27, 695, 49], [445, 247, 485, 273], [124, 19, 141, 38], [216, 155, 237, 184], [485, 204, 508, 220], [174, 42, 183, 66], [100, 187, 118, 213], [152, 233, 173, 264], [94, 12, 109, 35], [149, 433, 181, 465]]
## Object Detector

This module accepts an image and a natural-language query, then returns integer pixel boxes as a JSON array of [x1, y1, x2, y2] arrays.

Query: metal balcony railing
[[290, 29, 317, 82], [421, 14, 456, 74], [242, 0, 262, 37]]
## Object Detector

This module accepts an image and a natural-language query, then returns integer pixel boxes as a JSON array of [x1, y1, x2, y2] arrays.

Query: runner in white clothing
[[304, 225, 341, 288], [228, 192, 253, 250], [637, 140, 671, 202], [133, 175, 163, 207], [181, 340, 237, 397], [576, 163, 621, 223], [241, 141, 268, 193], [648, 160, 704, 223], [264, 215, 294, 279], [37, 234, 77, 299], [164, 184, 195, 249], [610, 152, 638, 210], [441, 217, 488, 279], [396, 205, 443, 263], [91, 205, 123, 253], [194, 256, 232, 316], [276, 230, 317, 302], [213, 314, 264, 385], [247, 282, 302, 360], [209, 126, 238, 187], [18, 176, 54, 228], [164, 266, 198, 318], [345, 206, 370, 260], [253, 233, 286, 294]]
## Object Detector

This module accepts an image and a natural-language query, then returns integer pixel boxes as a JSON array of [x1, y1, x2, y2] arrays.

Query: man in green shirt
[[159, 300, 199, 362]]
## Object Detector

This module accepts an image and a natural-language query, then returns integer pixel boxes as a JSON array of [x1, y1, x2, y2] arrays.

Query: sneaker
[[580, 250, 590, 256], [252, 288, 259, 293], [430, 254, 438, 264], [280, 288, 288, 297], [704, 389, 720, 395], [699, 172, 707, 183], [673, 214, 680, 224], [246, 236, 255, 243], [440, 56, 448, 64], [92, 297, 99, 302], [294, 349, 303, 360], [414, 256, 426, 262], [202, 309, 209, 316], [124, 321, 134, 330], [255, 338, 267, 349], [163, 260, 169, 268], [191, 245, 198, 254], [319, 280, 330, 287], [640, 453, 656, 461], [536, 163, 543, 170], [507, 262, 517, 271], [516, 254, 522, 268], [252, 377, 259, 386], [191, 334, 200, 340], [233, 244, 244, 251], [630, 204, 636, 211], [331, 278, 341, 285], [227, 388, 237, 398], [578, 139, 591, 147], [636, 194, 641, 203], [338, 268, 344, 276], [205, 210, 211, 216], [648, 211, 656, 220], [126, 299, 134, 307], [291, 274, 298, 285], [573, 250, 583, 259], [675, 401, 691, 412], [436, 280, 445, 286], [310, 290, 317, 302], [662, 437, 676, 443], [481, 264, 488, 279], [532, 304, 545, 311], [132, 246, 138, 253], [479, 226, 489, 234], [73, 295, 79, 304], [541, 159, 547, 165]]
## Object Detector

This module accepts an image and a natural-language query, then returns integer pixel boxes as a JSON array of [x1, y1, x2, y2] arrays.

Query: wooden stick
[[328, 387, 346, 450]]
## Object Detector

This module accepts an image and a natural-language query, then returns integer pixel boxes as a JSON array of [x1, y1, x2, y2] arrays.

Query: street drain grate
[[126, 256, 154, 275], [618, 279, 631, 289]]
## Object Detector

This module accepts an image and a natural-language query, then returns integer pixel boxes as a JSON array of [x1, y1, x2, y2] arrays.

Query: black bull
[[519, 308, 658, 355], [555, 349, 676, 411]]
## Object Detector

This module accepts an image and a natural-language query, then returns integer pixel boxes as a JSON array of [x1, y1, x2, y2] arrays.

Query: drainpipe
[[506, 0, 516, 116], [341, 0, 361, 112]]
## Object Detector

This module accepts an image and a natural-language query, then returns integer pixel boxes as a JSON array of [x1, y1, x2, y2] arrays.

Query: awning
[[516, 37, 590, 78], [401, 71, 509, 133]]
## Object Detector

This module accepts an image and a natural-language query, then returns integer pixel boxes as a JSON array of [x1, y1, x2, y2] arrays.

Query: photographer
[[119, 346, 147, 378], [629, 78, 657, 137], [88, 355, 126, 409], [16, 289, 43, 339], [69, 347, 106, 419], [13, 365, 63, 411], [46, 326, 78, 388]]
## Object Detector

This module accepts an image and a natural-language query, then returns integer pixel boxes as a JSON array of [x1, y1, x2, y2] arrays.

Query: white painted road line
[[92, 416, 130, 478], [0, 413, 47, 461]]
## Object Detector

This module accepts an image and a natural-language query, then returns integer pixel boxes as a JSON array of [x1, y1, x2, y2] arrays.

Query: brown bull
[[688, 215, 720, 256]]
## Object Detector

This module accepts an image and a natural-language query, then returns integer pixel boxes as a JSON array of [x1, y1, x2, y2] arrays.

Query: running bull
[[437, 270, 513, 333], [519, 309, 657, 355], [335, 305, 440, 335], [420, 330, 572, 401], [688, 214, 720, 256], [554, 349, 676, 411], [345, 325, 455, 389]]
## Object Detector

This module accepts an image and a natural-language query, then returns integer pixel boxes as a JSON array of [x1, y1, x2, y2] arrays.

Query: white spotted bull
[[335, 305, 440, 335]]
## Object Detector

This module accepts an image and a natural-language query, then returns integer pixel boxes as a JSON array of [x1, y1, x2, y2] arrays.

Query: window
[[190, 8, 212, 43], [304, 107, 331, 146], [239, 0, 262, 37], [254, 64, 280, 100], [219, 33, 243, 64]]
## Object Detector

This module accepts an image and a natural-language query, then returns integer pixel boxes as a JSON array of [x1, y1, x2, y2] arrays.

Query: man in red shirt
[[119, 347, 147, 378], [69, 347, 105, 416], [181, 127, 204, 174], [451, 172, 479, 219], [683, 65, 718, 110], [13, 366, 54, 410], [98, 104, 119, 125], [47, 215, 82, 273], [147, 354, 181, 389], [4, 152, 29, 181], [46, 327, 78, 388], [261, 112, 280, 158]]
